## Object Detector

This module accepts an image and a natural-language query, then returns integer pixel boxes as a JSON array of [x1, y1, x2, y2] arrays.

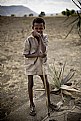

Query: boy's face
[[32, 23, 45, 35]]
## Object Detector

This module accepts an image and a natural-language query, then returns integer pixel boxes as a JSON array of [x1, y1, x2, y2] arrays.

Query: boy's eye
[[40, 28, 43, 30], [35, 28, 38, 30], [35, 28, 43, 30]]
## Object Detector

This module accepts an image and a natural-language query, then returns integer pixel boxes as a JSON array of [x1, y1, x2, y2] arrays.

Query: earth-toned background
[[0, 16, 81, 120]]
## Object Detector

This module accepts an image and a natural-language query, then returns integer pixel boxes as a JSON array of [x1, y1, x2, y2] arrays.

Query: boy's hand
[[32, 31, 41, 38], [38, 52, 47, 58]]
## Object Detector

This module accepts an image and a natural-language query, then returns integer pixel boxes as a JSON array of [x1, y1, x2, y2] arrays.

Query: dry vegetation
[[0, 16, 81, 120]]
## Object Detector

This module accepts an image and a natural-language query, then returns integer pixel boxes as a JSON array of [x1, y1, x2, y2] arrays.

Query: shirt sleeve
[[23, 38, 30, 55]]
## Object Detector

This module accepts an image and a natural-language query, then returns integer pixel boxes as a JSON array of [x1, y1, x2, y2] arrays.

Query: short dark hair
[[32, 17, 45, 27]]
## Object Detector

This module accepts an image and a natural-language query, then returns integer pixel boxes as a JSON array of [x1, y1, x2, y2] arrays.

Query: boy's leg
[[40, 75, 59, 111], [28, 75, 36, 116], [28, 75, 34, 106], [39, 75, 50, 104]]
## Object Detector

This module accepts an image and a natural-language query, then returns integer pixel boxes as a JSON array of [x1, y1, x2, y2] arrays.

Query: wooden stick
[[42, 65, 50, 117]]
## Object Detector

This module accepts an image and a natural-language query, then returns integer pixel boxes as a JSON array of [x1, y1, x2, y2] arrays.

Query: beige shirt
[[23, 34, 48, 75]]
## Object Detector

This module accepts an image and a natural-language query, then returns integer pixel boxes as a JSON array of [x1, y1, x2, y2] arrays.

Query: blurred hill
[[0, 5, 38, 16]]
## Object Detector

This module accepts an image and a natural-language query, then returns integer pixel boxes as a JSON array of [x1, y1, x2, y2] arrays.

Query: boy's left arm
[[32, 31, 48, 56], [39, 35, 48, 56], [39, 36, 46, 53]]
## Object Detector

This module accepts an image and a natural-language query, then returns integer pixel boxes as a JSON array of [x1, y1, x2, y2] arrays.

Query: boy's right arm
[[24, 52, 46, 58], [23, 38, 37, 58], [24, 53, 39, 58]]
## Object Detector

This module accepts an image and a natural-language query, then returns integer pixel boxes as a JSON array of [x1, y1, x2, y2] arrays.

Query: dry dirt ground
[[0, 16, 81, 120]]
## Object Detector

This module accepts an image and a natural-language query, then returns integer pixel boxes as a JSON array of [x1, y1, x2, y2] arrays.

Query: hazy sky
[[0, 0, 80, 14]]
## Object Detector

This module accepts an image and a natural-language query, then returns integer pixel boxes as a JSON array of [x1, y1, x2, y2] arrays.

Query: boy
[[23, 17, 57, 116]]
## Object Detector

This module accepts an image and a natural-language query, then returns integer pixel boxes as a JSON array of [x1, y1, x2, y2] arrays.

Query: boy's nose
[[37, 29, 41, 33]]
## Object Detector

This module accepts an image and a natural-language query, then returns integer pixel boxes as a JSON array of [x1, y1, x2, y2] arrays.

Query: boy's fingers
[[32, 31, 41, 37]]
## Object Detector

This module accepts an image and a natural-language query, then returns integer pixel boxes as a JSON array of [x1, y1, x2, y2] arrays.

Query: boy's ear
[[32, 26, 34, 29]]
